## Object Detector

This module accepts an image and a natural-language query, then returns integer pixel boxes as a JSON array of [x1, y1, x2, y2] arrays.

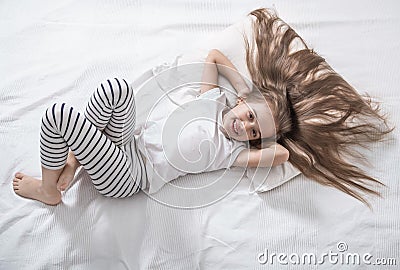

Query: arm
[[200, 49, 251, 97], [232, 143, 290, 168]]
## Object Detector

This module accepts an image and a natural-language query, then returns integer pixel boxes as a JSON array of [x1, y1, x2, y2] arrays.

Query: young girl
[[12, 49, 289, 205], [13, 8, 393, 207]]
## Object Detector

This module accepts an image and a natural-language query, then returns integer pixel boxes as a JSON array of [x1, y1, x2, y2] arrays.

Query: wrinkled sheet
[[1, 1, 399, 269]]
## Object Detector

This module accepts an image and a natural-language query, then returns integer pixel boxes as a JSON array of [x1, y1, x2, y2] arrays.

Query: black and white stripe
[[40, 78, 144, 198]]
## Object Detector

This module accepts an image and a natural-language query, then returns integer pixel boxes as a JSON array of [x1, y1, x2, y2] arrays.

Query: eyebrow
[[251, 107, 258, 119]]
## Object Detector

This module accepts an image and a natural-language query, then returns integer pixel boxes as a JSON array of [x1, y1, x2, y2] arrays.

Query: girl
[[12, 51, 289, 205], [14, 7, 393, 207]]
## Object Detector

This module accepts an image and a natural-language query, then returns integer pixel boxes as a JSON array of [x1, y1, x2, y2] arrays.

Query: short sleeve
[[197, 87, 222, 100]]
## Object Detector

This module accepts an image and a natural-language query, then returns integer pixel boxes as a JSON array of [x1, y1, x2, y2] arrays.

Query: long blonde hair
[[244, 8, 394, 206]]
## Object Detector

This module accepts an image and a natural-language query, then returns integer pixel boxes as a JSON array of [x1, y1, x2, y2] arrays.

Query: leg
[[14, 89, 143, 204], [84, 77, 135, 146], [13, 102, 72, 205], [13, 167, 64, 205], [56, 77, 136, 191], [14, 102, 72, 204], [57, 151, 81, 191]]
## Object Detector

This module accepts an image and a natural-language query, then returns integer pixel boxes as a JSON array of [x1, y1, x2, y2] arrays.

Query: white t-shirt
[[136, 87, 246, 194]]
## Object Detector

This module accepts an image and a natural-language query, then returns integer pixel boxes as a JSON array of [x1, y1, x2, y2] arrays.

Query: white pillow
[[178, 16, 301, 192]]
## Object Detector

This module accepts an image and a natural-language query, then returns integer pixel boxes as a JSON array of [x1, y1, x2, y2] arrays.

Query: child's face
[[222, 100, 276, 142]]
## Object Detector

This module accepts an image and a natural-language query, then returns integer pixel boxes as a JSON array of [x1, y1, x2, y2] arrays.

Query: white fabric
[[136, 86, 246, 194], [1, 1, 399, 270]]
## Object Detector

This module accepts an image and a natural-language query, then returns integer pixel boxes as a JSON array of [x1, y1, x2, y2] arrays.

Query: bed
[[1, 1, 399, 269]]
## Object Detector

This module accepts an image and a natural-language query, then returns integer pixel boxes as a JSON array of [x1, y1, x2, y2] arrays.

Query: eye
[[248, 111, 254, 120], [252, 129, 257, 138]]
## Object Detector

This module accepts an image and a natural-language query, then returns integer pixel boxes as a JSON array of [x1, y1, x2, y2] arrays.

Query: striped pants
[[40, 78, 145, 198]]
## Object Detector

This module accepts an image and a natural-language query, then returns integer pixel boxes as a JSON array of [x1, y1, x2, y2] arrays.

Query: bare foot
[[13, 172, 61, 205], [57, 163, 77, 191]]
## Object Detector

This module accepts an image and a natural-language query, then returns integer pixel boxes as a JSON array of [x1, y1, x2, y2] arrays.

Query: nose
[[242, 120, 255, 133]]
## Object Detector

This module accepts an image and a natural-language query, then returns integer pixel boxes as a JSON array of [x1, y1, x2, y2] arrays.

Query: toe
[[61, 184, 69, 191], [15, 172, 24, 179], [13, 179, 19, 187], [56, 181, 63, 190], [12, 182, 19, 190], [57, 177, 69, 191], [58, 183, 67, 192]]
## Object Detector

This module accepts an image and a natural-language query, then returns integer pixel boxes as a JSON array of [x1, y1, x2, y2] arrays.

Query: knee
[[98, 78, 133, 106], [42, 103, 75, 130], [43, 103, 61, 127]]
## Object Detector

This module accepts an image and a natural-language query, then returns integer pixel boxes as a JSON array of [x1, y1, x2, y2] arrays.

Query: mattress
[[1, 1, 399, 269]]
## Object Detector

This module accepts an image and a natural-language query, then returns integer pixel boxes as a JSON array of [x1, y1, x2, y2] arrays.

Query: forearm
[[261, 144, 289, 167], [233, 143, 289, 167], [200, 49, 250, 96], [200, 53, 219, 94], [213, 49, 250, 96]]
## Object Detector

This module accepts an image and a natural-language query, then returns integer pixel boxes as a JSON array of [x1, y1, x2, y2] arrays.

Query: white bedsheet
[[1, 1, 399, 269]]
